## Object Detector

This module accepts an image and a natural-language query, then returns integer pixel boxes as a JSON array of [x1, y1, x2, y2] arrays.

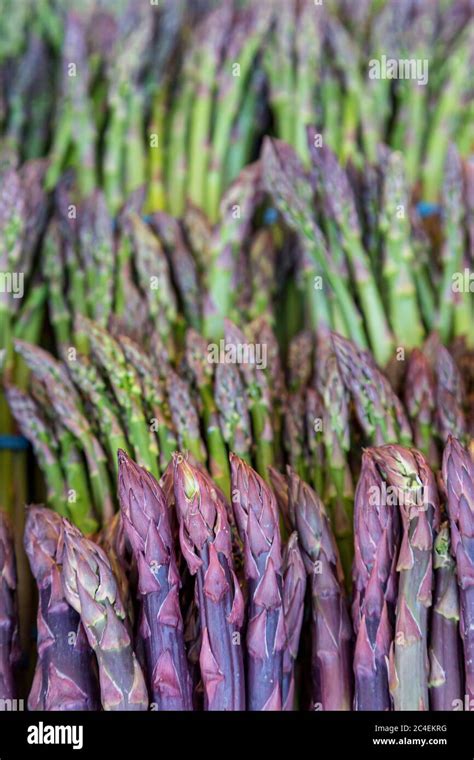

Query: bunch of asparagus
[[0, 0, 473, 715], [1, 1, 472, 216], [0, 427, 470, 711]]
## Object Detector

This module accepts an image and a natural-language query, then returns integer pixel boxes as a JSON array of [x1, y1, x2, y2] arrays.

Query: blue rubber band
[[263, 207, 278, 225], [416, 201, 441, 218], [0, 435, 30, 451]]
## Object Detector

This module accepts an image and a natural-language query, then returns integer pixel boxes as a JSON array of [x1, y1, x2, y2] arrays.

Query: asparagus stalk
[[370, 444, 441, 710], [99, 512, 135, 631], [429, 521, 463, 711], [24, 507, 99, 711], [118, 450, 193, 710], [185, 329, 230, 494], [261, 137, 368, 350], [230, 454, 285, 711], [316, 330, 354, 584], [61, 520, 149, 711], [117, 334, 177, 471], [442, 436, 474, 702], [125, 213, 177, 349], [404, 348, 438, 463], [378, 147, 423, 348], [282, 532, 306, 711], [224, 320, 274, 478], [0, 511, 18, 700], [353, 452, 400, 711], [165, 369, 206, 465], [65, 351, 131, 474], [332, 332, 412, 446], [307, 138, 394, 363], [5, 386, 66, 515], [424, 334, 466, 443], [203, 162, 263, 340], [438, 144, 472, 342], [77, 315, 160, 478], [174, 455, 245, 710], [206, 4, 271, 221], [288, 469, 353, 711], [77, 191, 115, 329], [187, 3, 234, 211], [151, 213, 201, 331], [268, 467, 292, 538], [214, 360, 252, 463]]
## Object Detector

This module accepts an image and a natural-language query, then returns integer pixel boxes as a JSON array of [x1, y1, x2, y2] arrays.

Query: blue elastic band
[[263, 207, 278, 224], [416, 201, 441, 218], [0, 435, 30, 451]]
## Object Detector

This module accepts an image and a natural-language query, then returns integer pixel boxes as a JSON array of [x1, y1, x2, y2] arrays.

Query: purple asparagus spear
[[442, 436, 474, 702], [24, 507, 99, 710], [282, 532, 306, 711], [173, 454, 245, 710], [61, 520, 148, 711], [429, 521, 463, 710], [288, 469, 353, 711], [370, 444, 441, 711], [117, 450, 193, 710], [352, 452, 399, 711], [229, 453, 286, 711], [0, 512, 19, 701]]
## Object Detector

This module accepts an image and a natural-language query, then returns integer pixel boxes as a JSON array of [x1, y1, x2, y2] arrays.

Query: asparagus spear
[[332, 332, 412, 446], [229, 454, 285, 711], [353, 452, 400, 711], [185, 329, 230, 494], [424, 334, 466, 443], [307, 138, 394, 362], [224, 320, 274, 478], [315, 330, 354, 584], [214, 360, 252, 463], [203, 161, 263, 340], [438, 144, 472, 342], [187, 2, 234, 211], [429, 521, 463, 711], [261, 137, 368, 351], [282, 532, 306, 711], [370, 444, 441, 710], [77, 315, 159, 478], [174, 454, 245, 710], [24, 507, 99, 711], [61, 519, 149, 711], [378, 147, 423, 348], [268, 467, 292, 538], [206, 4, 271, 221], [99, 512, 135, 631], [0, 511, 18, 700], [305, 387, 326, 496], [65, 351, 131, 474], [288, 469, 353, 711], [124, 213, 177, 350], [442, 436, 474, 702], [77, 191, 115, 329], [404, 348, 438, 463], [165, 369, 206, 465], [118, 450, 193, 710], [5, 386, 66, 515], [42, 222, 72, 347], [117, 334, 177, 472], [151, 213, 201, 330]]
